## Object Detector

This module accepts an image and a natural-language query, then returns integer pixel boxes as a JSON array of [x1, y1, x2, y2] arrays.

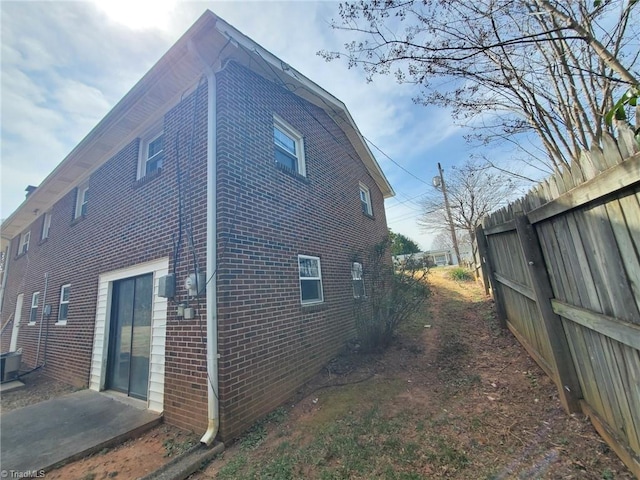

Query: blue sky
[[1, 1, 517, 250]]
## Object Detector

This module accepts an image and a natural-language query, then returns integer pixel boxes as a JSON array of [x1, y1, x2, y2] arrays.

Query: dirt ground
[[1, 368, 78, 412], [191, 268, 634, 479], [45, 424, 198, 480], [2, 269, 634, 479]]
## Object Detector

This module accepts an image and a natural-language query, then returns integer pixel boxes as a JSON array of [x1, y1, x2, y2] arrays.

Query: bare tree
[[321, 0, 639, 173], [418, 160, 517, 260], [431, 231, 472, 253]]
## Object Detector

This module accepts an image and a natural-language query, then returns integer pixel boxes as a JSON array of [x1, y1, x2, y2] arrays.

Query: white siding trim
[[90, 258, 169, 413]]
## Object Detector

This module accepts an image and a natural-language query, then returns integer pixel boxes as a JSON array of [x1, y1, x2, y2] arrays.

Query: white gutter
[[189, 40, 220, 446]]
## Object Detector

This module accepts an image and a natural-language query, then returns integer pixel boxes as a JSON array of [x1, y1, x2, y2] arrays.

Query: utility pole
[[435, 162, 461, 265]]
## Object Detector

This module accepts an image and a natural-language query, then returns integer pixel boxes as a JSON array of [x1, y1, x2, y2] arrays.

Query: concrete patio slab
[[1, 389, 161, 474]]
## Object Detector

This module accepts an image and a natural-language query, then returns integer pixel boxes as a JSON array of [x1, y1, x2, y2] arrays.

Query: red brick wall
[[0, 84, 210, 432], [0, 60, 390, 441], [215, 62, 389, 440]]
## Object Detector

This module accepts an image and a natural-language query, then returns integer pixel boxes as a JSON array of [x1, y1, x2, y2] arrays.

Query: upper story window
[[360, 183, 373, 216], [18, 231, 31, 255], [139, 130, 164, 178], [298, 255, 323, 305], [41, 212, 52, 240], [57, 284, 71, 325], [75, 182, 89, 219], [274, 117, 306, 176], [352, 262, 365, 298], [29, 291, 40, 324]]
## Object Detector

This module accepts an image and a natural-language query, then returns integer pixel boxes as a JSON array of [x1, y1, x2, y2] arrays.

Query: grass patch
[[449, 267, 474, 282], [163, 436, 196, 457], [239, 422, 268, 451], [216, 454, 248, 480], [238, 406, 290, 451], [224, 383, 413, 478], [215, 404, 473, 479], [301, 378, 405, 430]]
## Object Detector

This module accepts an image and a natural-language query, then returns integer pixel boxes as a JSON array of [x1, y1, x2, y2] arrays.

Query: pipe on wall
[[34, 272, 49, 366], [189, 38, 220, 446]]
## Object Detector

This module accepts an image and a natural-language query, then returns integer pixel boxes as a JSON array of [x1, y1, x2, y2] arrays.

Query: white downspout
[[190, 40, 219, 445], [34, 272, 49, 366], [0, 245, 10, 314]]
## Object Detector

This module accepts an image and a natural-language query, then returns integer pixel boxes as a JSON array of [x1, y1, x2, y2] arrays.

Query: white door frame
[[89, 258, 169, 413], [10, 294, 23, 351]]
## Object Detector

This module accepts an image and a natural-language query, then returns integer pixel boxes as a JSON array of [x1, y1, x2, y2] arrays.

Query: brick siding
[[0, 59, 389, 441], [215, 62, 388, 440], [0, 84, 210, 431]]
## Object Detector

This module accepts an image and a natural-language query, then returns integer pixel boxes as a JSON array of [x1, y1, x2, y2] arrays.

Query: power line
[[386, 192, 425, 210], [363, 136, 431, 186], [387, 210, 424, 223]]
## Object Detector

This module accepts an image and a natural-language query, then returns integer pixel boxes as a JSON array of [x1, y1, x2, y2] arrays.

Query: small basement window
[[274, 117, 306, 176], [298, 255, 323, 304]]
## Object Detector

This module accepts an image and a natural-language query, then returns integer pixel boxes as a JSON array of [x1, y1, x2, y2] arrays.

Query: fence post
[[476, 225, 507, 328], [514, 214, 583, 414], [473, 225, 489, 295]]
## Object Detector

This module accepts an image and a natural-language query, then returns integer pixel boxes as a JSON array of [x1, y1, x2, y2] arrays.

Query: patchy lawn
[[192, 268, 633, 480]]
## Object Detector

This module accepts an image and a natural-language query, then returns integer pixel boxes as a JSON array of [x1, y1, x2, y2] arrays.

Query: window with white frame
[[298, 255, 323, 304], [18, 231, 31, 255], [139, 130, 164, 178], [75, 182, 89, 219], [352, 262, 365, 298], [57, 284, 71, 324], [274, 117, 306, 176], [29, 292, 40, 324], [41, 212, 52, 240], [359, 183, 372, 216]]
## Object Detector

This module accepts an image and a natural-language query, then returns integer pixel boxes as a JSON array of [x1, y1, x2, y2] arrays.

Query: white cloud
[[92, 0, 178, 30], [0, 0, 485, 229], [51, 78, 112, 130], [0, 1, 174, 218]]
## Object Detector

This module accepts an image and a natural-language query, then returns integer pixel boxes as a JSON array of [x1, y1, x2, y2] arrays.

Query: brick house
[[0, 11, 393, 442]]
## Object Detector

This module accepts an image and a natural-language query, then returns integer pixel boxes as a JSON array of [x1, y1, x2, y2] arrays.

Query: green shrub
[[449, 267, 474, 282], [353, 237, 430, 352]]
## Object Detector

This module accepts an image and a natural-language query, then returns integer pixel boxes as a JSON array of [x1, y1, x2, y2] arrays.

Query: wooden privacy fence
[[476, 137, 640, 477]]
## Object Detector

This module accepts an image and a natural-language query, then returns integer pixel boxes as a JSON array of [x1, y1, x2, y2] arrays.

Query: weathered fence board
[[478, 149, 640, 476], [494, 273, 535, 301], [514, 215, 582, 413], [552, 301, 640, 351]]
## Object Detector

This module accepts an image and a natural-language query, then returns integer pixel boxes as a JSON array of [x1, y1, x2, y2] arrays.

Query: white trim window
[[274, 117, 306, 176], [29, 291, 40, 324], [57, 284, 71, 325], [18, 231, 31, 255], [352, 262, 365, 298], [41, 212, 52, 240], [298, 255, 323, 304], [359, 183, 373, 216], [75, 182, 89, 219], [139, 130, 164, 178]]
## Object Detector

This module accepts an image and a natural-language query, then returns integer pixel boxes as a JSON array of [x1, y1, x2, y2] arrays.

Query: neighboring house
[[394, 246, 473, 268], [0, 11, 393, 443]]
